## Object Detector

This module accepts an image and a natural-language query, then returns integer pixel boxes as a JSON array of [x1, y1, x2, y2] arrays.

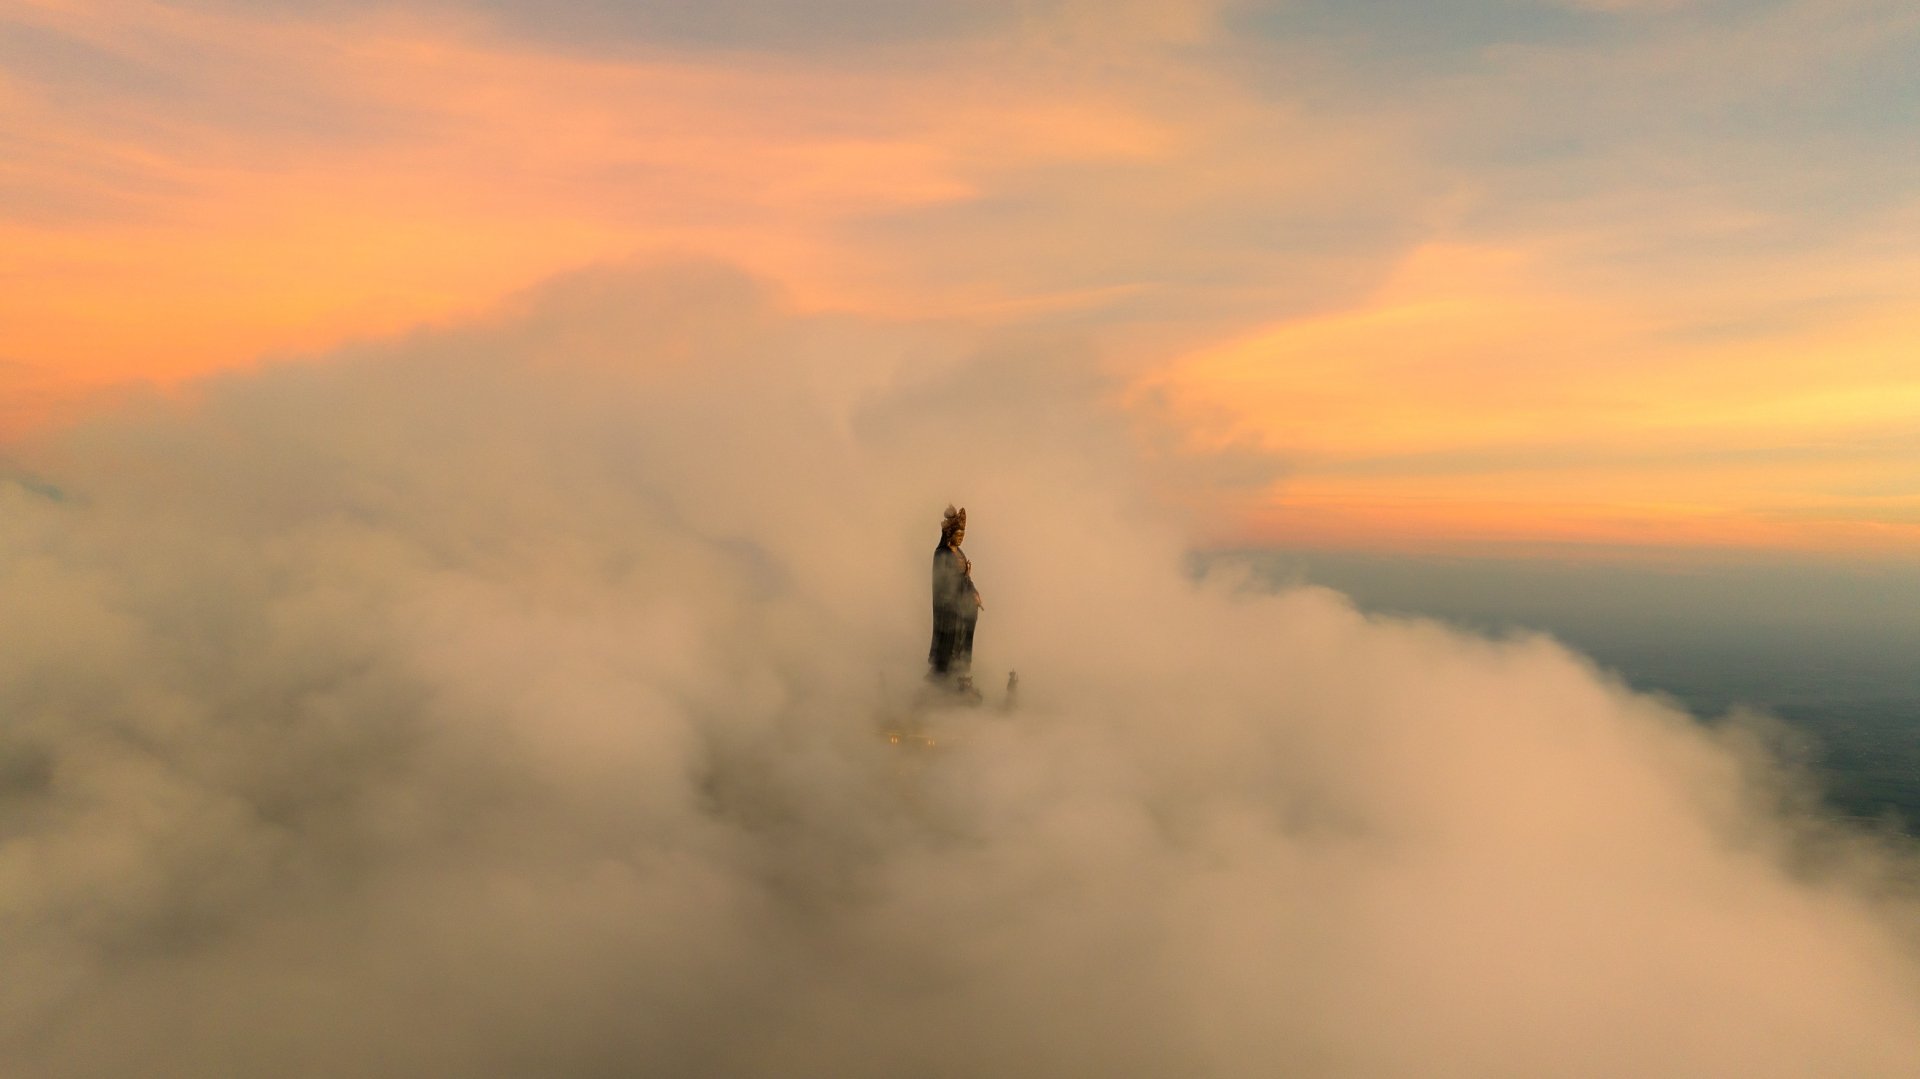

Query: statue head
[[941, 504, 967, 546]]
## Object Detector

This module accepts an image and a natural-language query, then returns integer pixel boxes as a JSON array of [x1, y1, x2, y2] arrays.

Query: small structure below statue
[[927, 504, 984, 703]]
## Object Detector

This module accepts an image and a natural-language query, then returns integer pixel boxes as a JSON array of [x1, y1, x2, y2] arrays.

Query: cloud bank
[[3, 263, 1919, 1077]]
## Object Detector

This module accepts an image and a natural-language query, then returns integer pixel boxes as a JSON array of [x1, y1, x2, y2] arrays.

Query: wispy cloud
[[2, 0, 1915, 551]]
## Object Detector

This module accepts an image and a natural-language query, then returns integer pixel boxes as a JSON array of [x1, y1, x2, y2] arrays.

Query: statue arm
[[957, 555, 982, 610], [933, 547, 983, 611]]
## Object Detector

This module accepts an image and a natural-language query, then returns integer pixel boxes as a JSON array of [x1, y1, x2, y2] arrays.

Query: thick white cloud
[[2, 263, 1917, 1077]]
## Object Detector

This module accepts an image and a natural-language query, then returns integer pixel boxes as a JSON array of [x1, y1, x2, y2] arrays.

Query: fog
[[3, 262, 1919, 1077], [1220, 549, 1920, 829]]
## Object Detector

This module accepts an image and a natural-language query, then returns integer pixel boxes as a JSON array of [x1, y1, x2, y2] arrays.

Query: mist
[[1216, 549, 1920, 829], [4, 262, 1919, 1077]]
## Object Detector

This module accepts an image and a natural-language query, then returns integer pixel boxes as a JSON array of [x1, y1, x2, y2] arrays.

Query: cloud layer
[[3, 265, 1919, 1076]]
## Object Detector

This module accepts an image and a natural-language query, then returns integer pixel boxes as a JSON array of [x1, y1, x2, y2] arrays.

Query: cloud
[[176, 0, 1227, 53], [7, 0, 1920, 551], [1141, 242, 1920, 552], [2, 262, 1918, 1076], [0, 0, 1422, 433]]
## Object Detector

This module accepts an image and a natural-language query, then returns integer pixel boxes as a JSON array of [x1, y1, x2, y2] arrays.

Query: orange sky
[[4, 0, 1918, 557]]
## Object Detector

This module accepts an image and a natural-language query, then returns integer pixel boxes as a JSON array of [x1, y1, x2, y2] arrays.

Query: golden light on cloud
[[1147, 243, 1920, 555], [4, 0, 1917, 558], [0, 0, 1195, 436]]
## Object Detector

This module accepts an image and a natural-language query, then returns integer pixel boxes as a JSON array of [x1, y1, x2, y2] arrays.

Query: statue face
[[950, 527, 965, 547]]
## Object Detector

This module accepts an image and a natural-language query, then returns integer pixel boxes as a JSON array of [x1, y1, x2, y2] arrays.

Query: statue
[[928, 504, 983, 699]]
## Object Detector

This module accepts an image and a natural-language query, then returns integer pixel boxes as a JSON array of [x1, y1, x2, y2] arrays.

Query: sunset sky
[[5, 0, 1918, 556], [14, 7, 1920, 1070]]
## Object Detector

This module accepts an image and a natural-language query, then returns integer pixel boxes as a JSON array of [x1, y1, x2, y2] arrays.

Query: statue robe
[[928, 543, 978, 678]]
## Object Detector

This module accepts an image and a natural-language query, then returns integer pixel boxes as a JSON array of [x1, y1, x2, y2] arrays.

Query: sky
[[8, 6, 1920, 1073], [5, 0, 1918, 557]]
